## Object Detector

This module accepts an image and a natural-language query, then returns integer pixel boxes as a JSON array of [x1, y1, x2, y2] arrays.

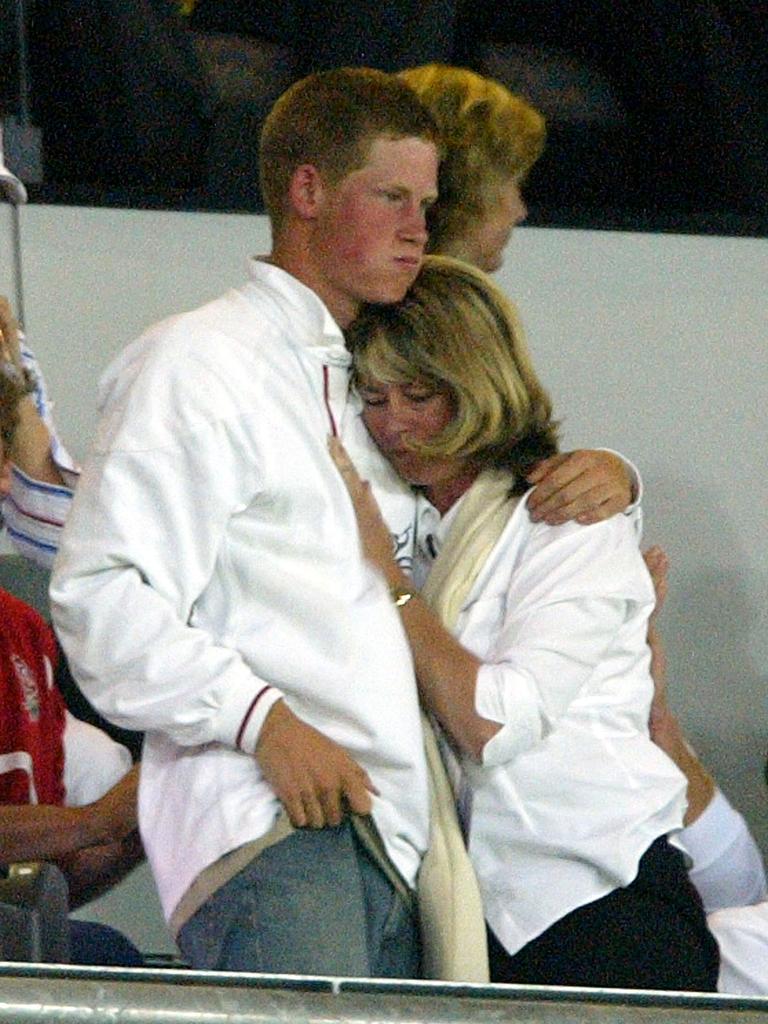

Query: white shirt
[[63, 713, 133, 806], [680, 788, 767, 913], [415, 489, 687, 956], [51, 259, 429, 921], [709, 902, 768, 996], [3, 343, 79, 567]]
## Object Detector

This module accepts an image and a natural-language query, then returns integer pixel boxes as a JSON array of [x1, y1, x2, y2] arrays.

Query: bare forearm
[[0, 767, 139, 865], [9, 395, 66, 485], [385, 569, 498, 760], [651, 709, 715, 825], [58, 831, 144, 909], [0, 805, 110, 864]]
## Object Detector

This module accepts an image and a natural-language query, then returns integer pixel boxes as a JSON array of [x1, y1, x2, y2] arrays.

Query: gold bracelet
[[390, 583, 414, 608]]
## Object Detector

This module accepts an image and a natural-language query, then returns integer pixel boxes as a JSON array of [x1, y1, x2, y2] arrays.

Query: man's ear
[[287, 164, 327, 220]]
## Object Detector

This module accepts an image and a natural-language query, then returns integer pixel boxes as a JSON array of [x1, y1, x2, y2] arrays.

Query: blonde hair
[[347, 255, 558, 487], [399, 64, 545, 255], [260, 67, 440, 235]]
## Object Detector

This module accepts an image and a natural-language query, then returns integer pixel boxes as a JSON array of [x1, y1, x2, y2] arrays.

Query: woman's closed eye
[[359, 388, 388, 407], [402, 387, 438, 404]]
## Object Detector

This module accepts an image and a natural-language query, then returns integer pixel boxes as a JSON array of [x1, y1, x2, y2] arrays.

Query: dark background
[[2, 0, 766, 235]]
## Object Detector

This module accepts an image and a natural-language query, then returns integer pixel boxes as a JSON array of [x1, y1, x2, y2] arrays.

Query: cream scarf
[[417, 469, 521, 982]]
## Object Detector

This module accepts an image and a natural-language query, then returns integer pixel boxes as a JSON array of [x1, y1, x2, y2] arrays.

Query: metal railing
[[0, 963, 766, 1024]]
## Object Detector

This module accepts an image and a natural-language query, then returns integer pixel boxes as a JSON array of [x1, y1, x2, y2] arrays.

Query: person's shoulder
[[96, 290, 267, 426], [0, 587, 48, 628], [0, 588, 56, 651], [518, 490, 637, 546], [513, 496, 652, 599]]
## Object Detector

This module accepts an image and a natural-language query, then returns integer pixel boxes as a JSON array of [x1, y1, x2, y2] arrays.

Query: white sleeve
[[680, 788, 768, 913], [599, 447, 643, 537], [62, 711, 133, 806], [476, 511, 655, 767], [50, 347, 284, 754], [708, 902, 768, 996]]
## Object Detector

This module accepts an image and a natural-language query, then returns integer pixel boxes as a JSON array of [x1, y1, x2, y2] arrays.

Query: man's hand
[[526, 449, 634, 525], [255, 700, 378, 829]]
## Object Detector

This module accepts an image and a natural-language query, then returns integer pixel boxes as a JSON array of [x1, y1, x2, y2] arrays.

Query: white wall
[[2, 203, 766, 954]]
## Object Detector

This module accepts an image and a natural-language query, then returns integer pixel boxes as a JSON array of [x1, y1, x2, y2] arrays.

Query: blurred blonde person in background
[[400, 63, 634, 528]]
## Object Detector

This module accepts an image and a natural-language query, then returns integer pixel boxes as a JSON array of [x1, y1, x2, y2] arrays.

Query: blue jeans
[[177, 819, 420, 977]]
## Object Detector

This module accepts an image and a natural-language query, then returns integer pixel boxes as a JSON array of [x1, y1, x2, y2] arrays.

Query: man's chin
[[371, 278, 418, 306]]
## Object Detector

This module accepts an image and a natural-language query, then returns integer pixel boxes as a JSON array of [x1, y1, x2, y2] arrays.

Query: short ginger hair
[[260, 67, 440, 236]]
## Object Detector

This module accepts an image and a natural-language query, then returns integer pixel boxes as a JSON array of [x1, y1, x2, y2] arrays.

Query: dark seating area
[[0, 862, 70, 963], [0, 0, 763, 231]]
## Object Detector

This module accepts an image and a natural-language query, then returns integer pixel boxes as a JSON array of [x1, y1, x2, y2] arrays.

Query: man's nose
[[400, 202, 429, 244]]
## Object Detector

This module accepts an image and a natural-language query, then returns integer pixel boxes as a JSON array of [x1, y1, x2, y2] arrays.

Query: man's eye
[[360, 393, 386, 406]]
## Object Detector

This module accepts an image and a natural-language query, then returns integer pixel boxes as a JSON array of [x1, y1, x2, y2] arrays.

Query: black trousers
[[488, 837, 719, 991]]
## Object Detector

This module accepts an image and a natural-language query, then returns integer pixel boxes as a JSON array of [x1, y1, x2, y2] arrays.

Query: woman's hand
[[328, 435, 403, 584]]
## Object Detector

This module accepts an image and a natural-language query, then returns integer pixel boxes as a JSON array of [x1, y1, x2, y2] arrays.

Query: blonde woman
[[399, 63, 545, 273], [400, 62, 634, 531], [331, 255, 719, 990]]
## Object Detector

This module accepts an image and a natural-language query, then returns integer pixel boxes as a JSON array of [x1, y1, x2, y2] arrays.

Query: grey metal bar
[[10, 201, 25, 326], [0, 965, 765, 1024], [0, 123, 28, 324]]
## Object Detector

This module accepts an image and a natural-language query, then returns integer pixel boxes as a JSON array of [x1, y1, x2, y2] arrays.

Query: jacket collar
[[246, 257, 350, 368]]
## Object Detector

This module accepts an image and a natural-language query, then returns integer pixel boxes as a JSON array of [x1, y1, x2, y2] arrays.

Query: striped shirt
[[3, 343, 79, 566]]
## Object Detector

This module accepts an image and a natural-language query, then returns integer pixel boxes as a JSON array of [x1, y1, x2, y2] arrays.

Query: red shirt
[[0, 589, 65, 805]]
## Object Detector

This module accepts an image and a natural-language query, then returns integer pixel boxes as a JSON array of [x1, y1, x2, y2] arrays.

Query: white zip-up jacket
[[51, 259, 429, 922]]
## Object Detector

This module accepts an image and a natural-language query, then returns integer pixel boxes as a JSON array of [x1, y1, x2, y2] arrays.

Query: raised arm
[[0, 297, 68, 487], [0, 297, 78, 565], [329, 437, 494, 759], [643, 546, 767, 911]]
